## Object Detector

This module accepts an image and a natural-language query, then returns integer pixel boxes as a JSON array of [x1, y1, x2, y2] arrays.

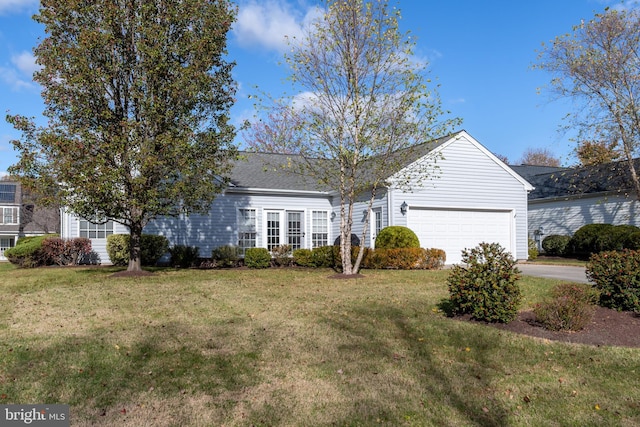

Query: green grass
[[527, 256, 588, 267], [0, 265, 638, 426]]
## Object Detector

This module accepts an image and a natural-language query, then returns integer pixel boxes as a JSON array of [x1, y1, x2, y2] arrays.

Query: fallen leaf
[[120, 408, 127, 414], [482, 407, 489, 413]]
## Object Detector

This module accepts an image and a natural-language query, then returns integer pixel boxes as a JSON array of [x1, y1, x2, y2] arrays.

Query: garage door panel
[[407, 208, 512, 264]]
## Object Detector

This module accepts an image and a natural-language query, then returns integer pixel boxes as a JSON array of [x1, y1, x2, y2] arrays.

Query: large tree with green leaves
[[7, 0, 238, 271], [245, 0, 459, 275], [535, 8, 640, 196]]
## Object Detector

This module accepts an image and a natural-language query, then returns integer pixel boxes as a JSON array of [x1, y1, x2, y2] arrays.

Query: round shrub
[[5, 234, 58, 268], [533, 283, 599, 331], [624, 231, 640, 250], [542, 234, 571, 256], [245, 248, 271, 269], [569, 224, 613, 258], [140, 234, 169, 266], [447, 242, 522, 323], [169, 245, 200, 268], [106, 234, 130, 266], [212, 245, 240, 268], [293, 249, 315, 267], [375, 226, 420, 249], [595, 224, 640, 252], [587, 250, 640, 312]]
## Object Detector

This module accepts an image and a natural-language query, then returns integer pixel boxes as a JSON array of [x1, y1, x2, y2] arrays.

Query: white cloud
[[0, 0, 38, 15], [11, 51, 39, 76], [0, 65, 35, 90], [234, 0, 323, 53]]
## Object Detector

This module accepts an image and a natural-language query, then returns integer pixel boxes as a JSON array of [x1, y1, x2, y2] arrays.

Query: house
[[515, 160, 640, 244], [0, 180, 60, 261], [59, 130, 534, 265]]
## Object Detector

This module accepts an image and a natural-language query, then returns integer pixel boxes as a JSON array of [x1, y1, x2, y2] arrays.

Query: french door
[[265, 210, 304, 251]]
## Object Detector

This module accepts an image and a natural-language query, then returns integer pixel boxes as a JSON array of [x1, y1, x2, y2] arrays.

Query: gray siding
[[389, 134, 531, 260], [529, 194, 640, 238]]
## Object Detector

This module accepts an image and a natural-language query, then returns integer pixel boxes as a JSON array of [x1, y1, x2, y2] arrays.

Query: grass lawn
[[0, 265, 638, 426]]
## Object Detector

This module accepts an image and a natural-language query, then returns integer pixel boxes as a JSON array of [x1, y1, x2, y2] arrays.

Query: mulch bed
[[456, 306, 640, 348]]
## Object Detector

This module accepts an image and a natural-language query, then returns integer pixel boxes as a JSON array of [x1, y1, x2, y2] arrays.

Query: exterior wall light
[[400, 201, 408, 215]]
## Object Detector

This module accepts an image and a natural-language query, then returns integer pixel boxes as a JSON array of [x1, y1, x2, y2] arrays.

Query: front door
[[265, 210, 305, 251]]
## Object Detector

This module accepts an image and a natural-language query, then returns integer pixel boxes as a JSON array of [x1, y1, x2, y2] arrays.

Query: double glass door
[[266, 210, 304, 251]]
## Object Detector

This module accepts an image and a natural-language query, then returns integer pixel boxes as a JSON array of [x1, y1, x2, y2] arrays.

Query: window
[[0, 207, 18, 225], [238, 209, 256, 254], [79, 219, 114, 238], [0, 184, 16, 202], [0, 237, 15, 258], [312, 211, 328, 248]]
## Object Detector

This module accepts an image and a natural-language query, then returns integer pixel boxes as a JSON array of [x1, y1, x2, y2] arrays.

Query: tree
[[535, 8, 640, 196], [518, 147, 561, 166], [7, 0, 238, 272], [575, 139, 621, 166], [245, 0, 459, 275]]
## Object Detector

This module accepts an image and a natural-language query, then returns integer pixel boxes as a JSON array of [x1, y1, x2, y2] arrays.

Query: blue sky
[[0, 0, 637, 176]]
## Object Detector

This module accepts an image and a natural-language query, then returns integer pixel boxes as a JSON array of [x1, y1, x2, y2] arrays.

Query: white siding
[[389, 133, 531, 261], [529, 194, 640, 238]]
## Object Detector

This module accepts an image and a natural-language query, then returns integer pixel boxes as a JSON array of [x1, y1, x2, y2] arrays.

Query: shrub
[[212, 245, 240, 268], [311, 246, 339, 269], [245, 248, 271, 269], [271, 245, 292, 267], [42, 237, 92, 266], [107, 234, 169, 266], [375, 226, 420, 249], [624, 231, 640, 250], [528, 238, 539, 260], [418, 248, 447, 270], [169, 245, 200, 268], [361, 247, 445, 270], [106, 234, 129, 266], [533, 283, 599, 331], [5, 234, 58, 268], [293, 249, 315, 267], [447, 242, 522, 323], [595, 224, 640, 252], [542, 234, 571, 256], [140, 234, 169, 266], [587, 250, 640, 312], [569, 223, 613, 258]]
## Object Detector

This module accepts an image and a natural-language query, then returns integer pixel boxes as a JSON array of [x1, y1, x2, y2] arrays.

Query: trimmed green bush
[[140, 234, 169, 266], [595, 225, 640, 252], [361, 247, 446, 270], [587, 250, 640, 312], [624, 231, 640, 250], [5, 234, 58, 268], [169, 245, 200, 268], [375, 226, 420, 249], [106, 234, 129, 266], [245, 248, 271, 269], [569, 224, 614, 258], [311, 246, 339, 269], [293, 249, 315, 267], [212, 245, 240, 268], [447, 242, 522, 323], [533, 283, 599, 331], [542, 234, 571, 256]]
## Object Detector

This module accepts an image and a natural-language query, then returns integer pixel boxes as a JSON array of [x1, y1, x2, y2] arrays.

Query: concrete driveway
[[517, 263, 589, 283]]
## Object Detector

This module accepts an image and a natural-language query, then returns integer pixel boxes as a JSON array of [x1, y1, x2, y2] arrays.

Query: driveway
[[517, 263, 589, 283]]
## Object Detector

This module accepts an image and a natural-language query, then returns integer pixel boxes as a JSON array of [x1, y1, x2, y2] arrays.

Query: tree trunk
[[127, 223, 143, 272]]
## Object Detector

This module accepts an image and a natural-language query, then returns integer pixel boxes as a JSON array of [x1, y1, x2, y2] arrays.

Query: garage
[[407, 207, 514, 264]]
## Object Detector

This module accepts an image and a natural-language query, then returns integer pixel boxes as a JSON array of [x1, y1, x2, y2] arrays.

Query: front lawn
[[0, 266, 637, 426]]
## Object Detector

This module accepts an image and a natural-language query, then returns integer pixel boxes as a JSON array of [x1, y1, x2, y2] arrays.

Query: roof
[[526, 159, 640, 200], [509, 165, 569, 180], [229, 132, 458, 192]]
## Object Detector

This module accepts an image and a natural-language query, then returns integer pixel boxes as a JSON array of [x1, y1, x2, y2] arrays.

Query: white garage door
[[407, 208, 513, 264]]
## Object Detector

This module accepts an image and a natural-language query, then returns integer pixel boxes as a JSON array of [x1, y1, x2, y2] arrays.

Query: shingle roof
[[229, 132, 458, 192], [525, 159, 640, 200]]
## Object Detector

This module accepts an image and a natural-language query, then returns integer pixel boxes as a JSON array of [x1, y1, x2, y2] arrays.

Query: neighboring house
[[60, 130, 534, 265], [0, 180, 60, 261], [515, 160, 640, 244]]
